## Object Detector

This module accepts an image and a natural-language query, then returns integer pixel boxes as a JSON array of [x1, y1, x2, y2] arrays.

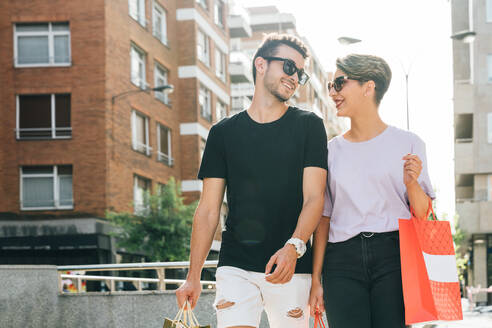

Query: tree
[[107, 177, 197, 262]]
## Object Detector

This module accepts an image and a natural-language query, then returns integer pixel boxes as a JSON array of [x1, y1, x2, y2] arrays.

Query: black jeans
[[322, 231, 406, 328]]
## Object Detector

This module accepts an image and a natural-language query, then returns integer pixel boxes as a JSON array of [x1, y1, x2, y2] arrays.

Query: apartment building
[[227, 4, 345, 139], [0, 0, 229, 265], [451, 0, 492, 304]]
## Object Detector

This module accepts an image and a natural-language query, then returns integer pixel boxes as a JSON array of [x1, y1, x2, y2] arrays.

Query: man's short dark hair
[[252, 33, 309, 84]]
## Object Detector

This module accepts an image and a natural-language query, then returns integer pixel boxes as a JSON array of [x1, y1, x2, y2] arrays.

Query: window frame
[[197, 29, 210, 67], [131, 44, 147, 89], [129, 0, 147, 27], [196, 0, 208, 10], [14, 22, 71, 68], [216, 99, 227, 122], [154, 62, 170, 105], [199, 85, 212, 122], [214, 0, 225, 28], [131, 110, 152, 156], [157, 123, 173, 166], [16, 94, 72, 140], [152, 1, 168, 45], [20, 165, 73, 211], [215, 48, 226, 82], [133, 174, 151, 215]]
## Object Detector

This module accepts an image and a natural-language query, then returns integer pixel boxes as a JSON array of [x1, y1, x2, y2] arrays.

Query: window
[[154, 63, 169, 105], [129, 0, 146, 27], [16, 94, 71, 140], [199, 85, 212, 121], [196, 0, 208, 10], [487, 0, 492, 22], [131, 44, 147, 89], [21, 165, 73, 210], [152, 2, 167, 45], [488, 113, 492, 144], [14, 22, 70, 67], [134, 175, 151, 215], [488, 55, 492, 83], [214, 0, 225, 28], [131, 110, 151, 155], [157, 123, 173, 166], [455, 113, 473, 142], [197, 29, 210, 66], [215, 48, 226, 82], [216, 100, 227, 122]]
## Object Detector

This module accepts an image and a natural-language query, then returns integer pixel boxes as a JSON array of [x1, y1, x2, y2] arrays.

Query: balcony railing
[[15, 127, 72, 140], [157, 151, 174, 166], [456, 189, 491, 203], [57, 260, 218, 293], [133, 141, 152, 156]]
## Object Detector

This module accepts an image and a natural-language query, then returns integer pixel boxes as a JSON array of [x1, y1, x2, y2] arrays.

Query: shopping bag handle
[[183, 301, 201, 327], [314, 311, 326, 328], [410, 198, 436, 221]]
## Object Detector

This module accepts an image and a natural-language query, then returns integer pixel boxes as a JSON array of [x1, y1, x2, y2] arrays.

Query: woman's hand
[[402, 154, 422, 187], [309, 280, 325, 317]]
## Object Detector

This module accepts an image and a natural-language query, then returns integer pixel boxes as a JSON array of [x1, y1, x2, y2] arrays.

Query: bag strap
[[172, 302, 186, 324], [410, 198, 436, 221], [314, 312, 326, 328], [183, 301, 200, 327]]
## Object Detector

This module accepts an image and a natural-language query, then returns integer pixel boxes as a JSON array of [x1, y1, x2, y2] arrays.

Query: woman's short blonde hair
[[336, 54, 392, 105]]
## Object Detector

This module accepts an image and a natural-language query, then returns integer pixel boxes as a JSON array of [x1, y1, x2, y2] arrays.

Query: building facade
[[451, 0, 492, 304], [0, 0, 229, 265]]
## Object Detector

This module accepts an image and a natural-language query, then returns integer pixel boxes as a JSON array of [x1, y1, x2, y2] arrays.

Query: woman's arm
[[403, 154, 431, 219], [309, 216, 330, 316]]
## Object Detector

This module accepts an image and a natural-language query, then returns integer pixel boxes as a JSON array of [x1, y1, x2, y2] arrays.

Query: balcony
[[231, 96, 251, 113], [455, 142, 474, 173], [231, 82, 254, 98], [229, 52, 252, 83], [249, 12, 296, 31], [228, 5, 252, 38]]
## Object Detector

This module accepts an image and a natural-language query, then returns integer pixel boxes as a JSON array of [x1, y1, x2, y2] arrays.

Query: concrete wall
[[0, 265, 324, 328]]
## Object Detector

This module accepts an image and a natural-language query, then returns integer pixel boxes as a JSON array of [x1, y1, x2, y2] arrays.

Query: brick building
[[0, 0, 229, 265]]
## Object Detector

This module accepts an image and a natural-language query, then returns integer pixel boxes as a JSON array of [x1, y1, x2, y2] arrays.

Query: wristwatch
[[285, 238, 306, 258]]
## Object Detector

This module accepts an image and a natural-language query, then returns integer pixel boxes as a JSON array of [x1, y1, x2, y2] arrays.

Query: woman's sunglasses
[[327, 75, 365, 92], [262, 56, 310, 85]]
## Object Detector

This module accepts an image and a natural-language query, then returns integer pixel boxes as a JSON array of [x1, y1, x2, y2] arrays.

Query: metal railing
[[15, 127, 72, 140], [57, 260, 218, 294]]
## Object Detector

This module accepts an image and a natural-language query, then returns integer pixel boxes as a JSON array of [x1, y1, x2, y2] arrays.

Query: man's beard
[[264, 72, 291, 102]]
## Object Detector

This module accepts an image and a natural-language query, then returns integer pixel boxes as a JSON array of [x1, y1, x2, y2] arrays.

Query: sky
[[240, 0, 456, 218]]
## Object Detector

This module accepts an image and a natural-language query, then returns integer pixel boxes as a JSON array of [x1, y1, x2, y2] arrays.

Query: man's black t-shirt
[[198, 107, 328, 273]]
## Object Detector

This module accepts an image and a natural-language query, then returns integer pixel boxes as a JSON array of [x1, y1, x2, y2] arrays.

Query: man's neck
[[247, 91, 289, 124]]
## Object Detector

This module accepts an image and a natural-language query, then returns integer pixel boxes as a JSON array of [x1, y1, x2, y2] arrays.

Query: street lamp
[[450, 30, 476, 44], [111, 85, 174, 104], [110, 84, 174, 159], [337, 37, 413, 130]]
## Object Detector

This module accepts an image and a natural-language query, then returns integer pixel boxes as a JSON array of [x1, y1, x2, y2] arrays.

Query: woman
[[308, 54, 435, 328]]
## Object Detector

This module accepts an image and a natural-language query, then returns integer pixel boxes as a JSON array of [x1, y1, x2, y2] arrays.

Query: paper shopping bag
[[399, 203, 463, 325]]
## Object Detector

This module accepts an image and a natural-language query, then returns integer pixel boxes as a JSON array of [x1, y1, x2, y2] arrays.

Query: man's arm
[[265, 166, 327, 284], [175, 178, 225, 309]]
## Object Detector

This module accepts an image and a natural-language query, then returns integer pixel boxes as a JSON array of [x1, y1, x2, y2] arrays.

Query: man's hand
[[309, 280, 325, 317], [175, 278, 202, 309], [265, 244, 298, 284]]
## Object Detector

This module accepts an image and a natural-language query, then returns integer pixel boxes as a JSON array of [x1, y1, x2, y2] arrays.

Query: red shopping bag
[[398, 202, 463, 325]]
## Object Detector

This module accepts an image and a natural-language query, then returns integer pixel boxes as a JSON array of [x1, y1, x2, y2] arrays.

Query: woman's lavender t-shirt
[[323, 126, 435, 243]]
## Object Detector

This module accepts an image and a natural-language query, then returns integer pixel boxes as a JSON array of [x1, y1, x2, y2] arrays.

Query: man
[[176, 33, 327, 328]]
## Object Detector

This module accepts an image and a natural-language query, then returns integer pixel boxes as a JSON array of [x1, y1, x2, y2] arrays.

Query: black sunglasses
[[327, 75, 365, 92], [262, 56, 310, 85]]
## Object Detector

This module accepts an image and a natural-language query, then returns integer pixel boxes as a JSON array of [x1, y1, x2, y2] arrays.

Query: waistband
[[357, 230, 399, 239]]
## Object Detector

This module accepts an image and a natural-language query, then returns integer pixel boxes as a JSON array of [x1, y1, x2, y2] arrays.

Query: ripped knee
[[287, 307, 303, 318], [215, 299, 235, 310]]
